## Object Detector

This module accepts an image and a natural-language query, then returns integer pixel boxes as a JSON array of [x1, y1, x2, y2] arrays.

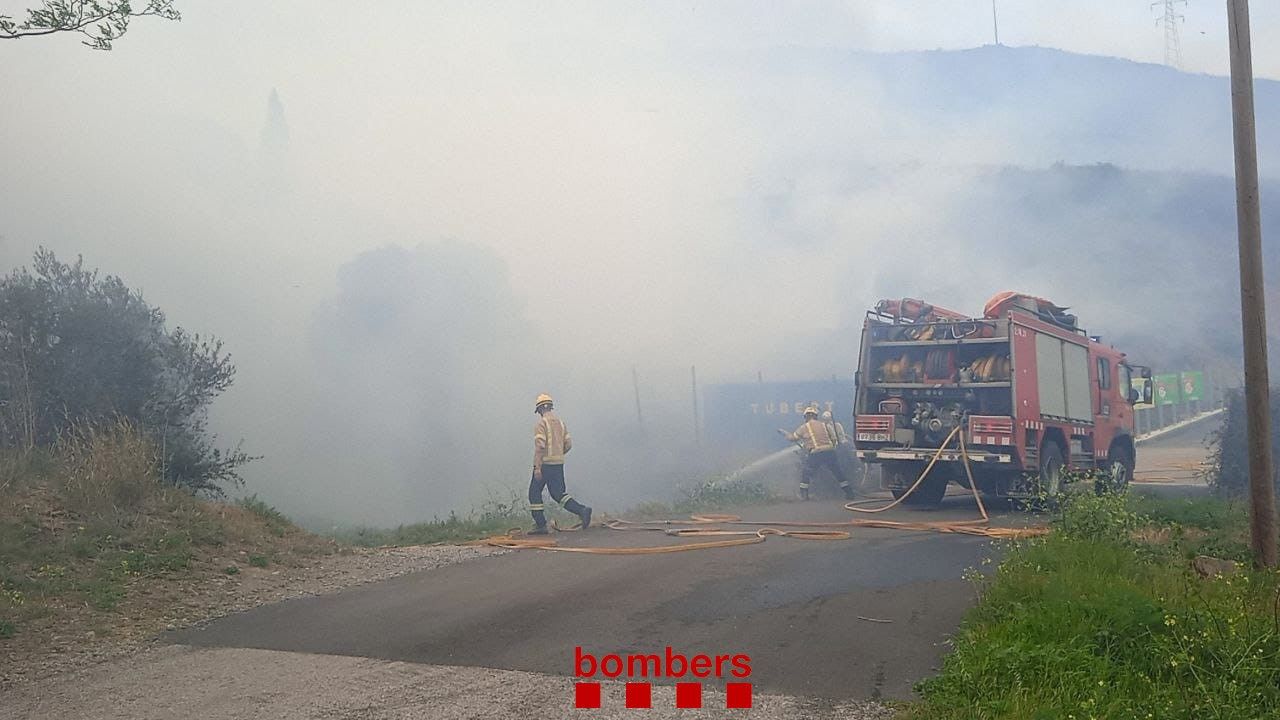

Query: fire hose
[[471, 420, 1046, 553]]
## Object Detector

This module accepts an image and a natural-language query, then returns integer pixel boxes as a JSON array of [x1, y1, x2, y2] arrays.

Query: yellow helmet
[[804, 405, 819, 418], [535, 393, 554, 413]]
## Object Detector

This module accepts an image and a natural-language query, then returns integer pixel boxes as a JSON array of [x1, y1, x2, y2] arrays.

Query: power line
[[1154, 0, 1188, 68]]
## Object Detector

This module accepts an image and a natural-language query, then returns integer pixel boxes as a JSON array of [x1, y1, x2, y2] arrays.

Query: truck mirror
[[1141, 367, 1152, 379], [1129, 388, 1140, 404], [1142, 379, 1154, 404]]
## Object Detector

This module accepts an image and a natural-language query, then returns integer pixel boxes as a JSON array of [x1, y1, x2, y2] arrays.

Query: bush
[[1205, 387, 1280, 498], [1054, 487, 1144, 545], [0, 248, 254, 493]]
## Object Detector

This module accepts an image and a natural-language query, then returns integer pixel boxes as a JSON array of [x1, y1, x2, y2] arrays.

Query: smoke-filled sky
[[1, 1, 1277, 523]]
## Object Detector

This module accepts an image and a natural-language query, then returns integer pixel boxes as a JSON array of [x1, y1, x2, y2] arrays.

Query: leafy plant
[[0, 249, 255, 493]]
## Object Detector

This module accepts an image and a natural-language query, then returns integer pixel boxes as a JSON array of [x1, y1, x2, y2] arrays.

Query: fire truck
[[852, 293, 1154, 505]]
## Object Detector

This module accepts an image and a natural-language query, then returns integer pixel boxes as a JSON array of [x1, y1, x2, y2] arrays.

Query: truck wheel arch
[[1101, 435, 1136, 493]]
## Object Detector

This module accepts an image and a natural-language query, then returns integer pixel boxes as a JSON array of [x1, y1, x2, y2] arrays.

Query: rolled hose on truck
[[472, 428, 1048, 554]]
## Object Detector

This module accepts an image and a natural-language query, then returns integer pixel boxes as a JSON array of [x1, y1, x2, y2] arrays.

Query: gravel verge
[[5, 644, 896, 720], [0, 543, 502, 691]]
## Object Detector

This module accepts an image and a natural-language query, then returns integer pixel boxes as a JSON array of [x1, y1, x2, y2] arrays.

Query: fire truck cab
[[852, 294, 1154, 504]]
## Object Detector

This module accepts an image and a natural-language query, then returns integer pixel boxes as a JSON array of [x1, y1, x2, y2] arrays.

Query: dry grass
[[0, 421, 336, 663]]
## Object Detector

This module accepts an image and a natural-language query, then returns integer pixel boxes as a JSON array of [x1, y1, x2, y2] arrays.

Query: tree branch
[[0, 1, 180, 50]]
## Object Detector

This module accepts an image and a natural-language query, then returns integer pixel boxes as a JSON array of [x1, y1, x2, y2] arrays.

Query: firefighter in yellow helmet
[[528, 394, 591, 535], [779, 405, 855, 500]]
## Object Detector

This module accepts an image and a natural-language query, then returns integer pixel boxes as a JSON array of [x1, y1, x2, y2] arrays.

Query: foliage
[[236, 495, 289, 537], [0, 422, 326, 641], [337, 489, 533, 547], [0, 249, 254, 492], [629, 477, 774, 520], [1053, 487, 1144, 545], [0, 0, 180, 50], [906, 491, 1280, 720], [1205, 388, 1280, 498]]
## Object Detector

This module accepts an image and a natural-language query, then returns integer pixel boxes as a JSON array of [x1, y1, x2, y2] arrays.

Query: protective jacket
[[534, 411, 572, 466], [788, 419, 835, 454]]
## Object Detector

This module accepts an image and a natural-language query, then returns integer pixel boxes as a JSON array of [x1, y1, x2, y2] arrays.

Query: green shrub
[[0, 248, 254, 493], [1206, 388, 1280, 497], [1054, 487, 1144, 544]]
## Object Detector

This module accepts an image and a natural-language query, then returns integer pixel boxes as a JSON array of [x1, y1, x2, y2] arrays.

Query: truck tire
[[1097, 445, 1134, 494], [1038, 442, 1065, 498], [886, 462, 948, 506], [886, 462, 919, 500], [908, 469, 949, 507]]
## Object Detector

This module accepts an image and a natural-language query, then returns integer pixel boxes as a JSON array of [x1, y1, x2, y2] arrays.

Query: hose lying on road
[[471, 423, 1047, 553], [475, 525, 849, 553]]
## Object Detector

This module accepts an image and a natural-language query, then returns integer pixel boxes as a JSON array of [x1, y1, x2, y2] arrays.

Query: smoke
[[1, 2, 1277, 523]]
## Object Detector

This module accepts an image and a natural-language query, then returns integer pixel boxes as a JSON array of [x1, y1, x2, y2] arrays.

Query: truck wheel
[[886, 462, 949, 506], [1038, 442, 1065, 499], [907, 470, 949, 507], [886, 463, 920, 500], [1097, 446, 1134, 494]]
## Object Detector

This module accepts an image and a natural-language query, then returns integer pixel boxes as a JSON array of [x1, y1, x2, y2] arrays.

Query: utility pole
[[1227, 0, 1278, 568], [992, 1, 1000, 46], [691, 365, 701, 447], [631, 365, 644, 429]]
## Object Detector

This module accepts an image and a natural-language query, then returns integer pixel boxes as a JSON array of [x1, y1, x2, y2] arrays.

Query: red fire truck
[[852, 293, 1154, 504]]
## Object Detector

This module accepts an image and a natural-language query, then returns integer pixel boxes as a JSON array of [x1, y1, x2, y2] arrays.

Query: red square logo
[[575, 682, 601, 709], [625, 682, 652, 708], [675, 682, 702, 709], [726, 682, 753, 709]]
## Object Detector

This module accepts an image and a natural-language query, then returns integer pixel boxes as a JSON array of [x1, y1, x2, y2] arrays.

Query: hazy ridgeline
[[2, 27, 1276, 524]]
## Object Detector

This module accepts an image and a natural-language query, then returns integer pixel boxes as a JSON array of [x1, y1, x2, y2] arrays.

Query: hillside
[[738, 44, 1280, 178], [0, 424, 493, 688]]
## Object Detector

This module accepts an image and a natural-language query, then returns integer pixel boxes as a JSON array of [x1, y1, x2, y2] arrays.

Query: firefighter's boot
[[799, 483, 811, 501], [841, 481, 856, 500], [530, 506, 548, 535], [561, 496, 591, 530]]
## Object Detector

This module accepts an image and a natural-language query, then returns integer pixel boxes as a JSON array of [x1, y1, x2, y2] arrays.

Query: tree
[[0, 248, 254, 493], [0, 1, 179, 50]]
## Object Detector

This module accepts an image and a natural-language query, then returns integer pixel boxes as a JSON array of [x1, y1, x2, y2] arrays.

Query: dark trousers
[[801, 450, 852, 492], [529, 464, 586, 527]]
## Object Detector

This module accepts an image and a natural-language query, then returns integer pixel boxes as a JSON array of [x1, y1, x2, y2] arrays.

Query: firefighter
[[528, 393, 592, 535], [824, 409, 862, 495], [779, 405, 855, 500], [822, 410, 848, 445]]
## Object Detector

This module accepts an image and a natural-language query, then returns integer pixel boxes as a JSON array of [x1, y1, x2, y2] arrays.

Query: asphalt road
[[168, 495, 1024, 702], [9, 422, 1211, 718]]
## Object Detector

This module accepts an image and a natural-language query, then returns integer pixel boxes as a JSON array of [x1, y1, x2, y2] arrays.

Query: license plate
[[857, 433, 890, 442]]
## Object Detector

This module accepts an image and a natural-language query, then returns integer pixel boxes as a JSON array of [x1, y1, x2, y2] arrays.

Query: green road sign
[[1154, 373, 1182, 406], [1180, 371, 1205, 403]]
